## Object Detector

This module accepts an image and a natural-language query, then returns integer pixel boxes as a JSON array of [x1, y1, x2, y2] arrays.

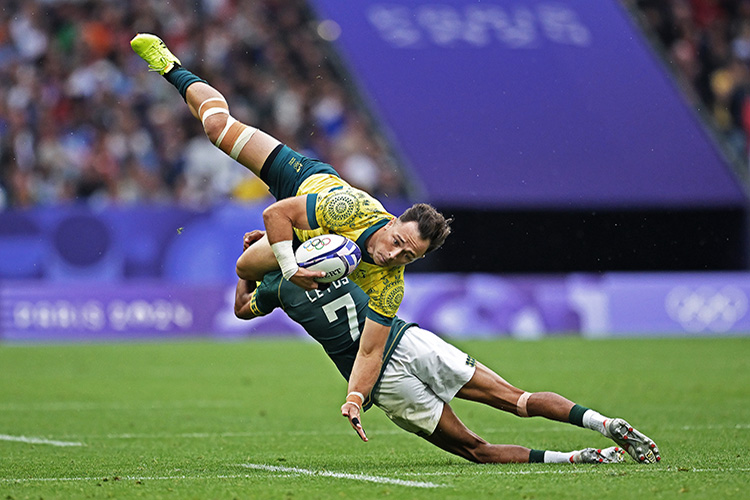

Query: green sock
[[568, 404, 589, 428], [164, 66, 206, 100], [529, 449, 546, 463]]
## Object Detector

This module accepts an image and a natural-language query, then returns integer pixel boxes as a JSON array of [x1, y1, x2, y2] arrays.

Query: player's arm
[[261, 196, 325, 290], [234, 278, 259, 320], [341, 317, 389, 442], [233, 230, 267, 319]]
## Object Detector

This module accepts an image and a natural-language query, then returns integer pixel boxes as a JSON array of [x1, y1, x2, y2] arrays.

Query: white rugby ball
[[295, 234, 362, 283]]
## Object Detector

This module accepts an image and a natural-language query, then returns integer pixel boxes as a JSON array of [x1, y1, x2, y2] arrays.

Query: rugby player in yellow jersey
[[131, 33, 452, 441]]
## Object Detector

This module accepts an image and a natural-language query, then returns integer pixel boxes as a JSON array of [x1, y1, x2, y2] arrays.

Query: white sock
[[543, 450, 575, 464], [582, 409, 610, 437]]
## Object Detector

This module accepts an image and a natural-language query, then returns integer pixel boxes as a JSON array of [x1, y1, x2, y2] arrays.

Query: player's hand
[[341, 401, 368, 442], [289, 267, 327, 290], [243, 230, 266, 251]]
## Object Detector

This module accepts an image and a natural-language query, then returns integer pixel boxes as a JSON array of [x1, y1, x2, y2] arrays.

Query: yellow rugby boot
[[130, 33, 181, 75]]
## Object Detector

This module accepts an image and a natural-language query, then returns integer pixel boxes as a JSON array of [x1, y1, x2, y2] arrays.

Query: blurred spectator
[[629, 0, 750, 167], [0, 0, 410, 209]]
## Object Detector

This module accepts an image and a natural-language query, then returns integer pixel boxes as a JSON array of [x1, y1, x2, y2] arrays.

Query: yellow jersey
[[294, 174, 404, 324]]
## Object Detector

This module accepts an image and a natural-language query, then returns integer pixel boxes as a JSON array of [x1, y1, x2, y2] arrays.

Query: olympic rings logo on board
[[665, 285, 748, 333], [301, 236, 332, 252]]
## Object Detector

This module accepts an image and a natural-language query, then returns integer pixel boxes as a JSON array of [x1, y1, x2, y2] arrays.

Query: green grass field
[[0, 336, 748, 499]]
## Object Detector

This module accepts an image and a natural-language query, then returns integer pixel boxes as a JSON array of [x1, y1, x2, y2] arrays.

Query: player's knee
[[206, 116, 258, 161], [235, 254, 255, 281], [236, 253, 275, 282], [197, 97, 230, 142], [203, 113, 229, 144], [516, 391, 533, 418], [235, 260, 254, 281]]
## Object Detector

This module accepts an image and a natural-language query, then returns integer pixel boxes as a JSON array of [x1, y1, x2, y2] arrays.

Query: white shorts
[[372, 326, 476, 436]]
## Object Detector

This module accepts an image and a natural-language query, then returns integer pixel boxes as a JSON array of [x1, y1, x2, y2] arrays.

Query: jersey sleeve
[[307, 186, 391, 241]]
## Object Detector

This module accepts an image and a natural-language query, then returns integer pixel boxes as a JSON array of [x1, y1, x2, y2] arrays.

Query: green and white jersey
[[248, 271, 413, 409]]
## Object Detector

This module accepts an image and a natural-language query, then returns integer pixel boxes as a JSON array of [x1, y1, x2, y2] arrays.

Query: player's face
[[369, 220, 429, 268]]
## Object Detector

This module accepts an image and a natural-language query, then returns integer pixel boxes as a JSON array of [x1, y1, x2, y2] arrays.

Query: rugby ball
[[295, 234, 361, 283]]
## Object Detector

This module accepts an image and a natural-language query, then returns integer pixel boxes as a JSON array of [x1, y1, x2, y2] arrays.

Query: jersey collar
[[356, 217, 392, 264]]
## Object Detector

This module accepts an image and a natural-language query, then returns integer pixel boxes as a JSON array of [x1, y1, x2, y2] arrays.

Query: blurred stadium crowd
[[629, 0, 750, 166], [0, 0, 407, 209], [2, 0, 750, 209]]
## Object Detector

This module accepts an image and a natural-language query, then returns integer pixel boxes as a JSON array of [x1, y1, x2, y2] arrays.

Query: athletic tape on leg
[[229, 126, 257, 160], [201, 107, 229, 123], [198, 97, 228, 124], [198, 97, 258, 161], [214, 119, 257, 160], [517, 391, 532, 418], [214, 116, 237, 147]]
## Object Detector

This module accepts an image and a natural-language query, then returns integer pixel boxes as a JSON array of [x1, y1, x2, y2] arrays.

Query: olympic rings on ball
[[301, 236, 331, 252]]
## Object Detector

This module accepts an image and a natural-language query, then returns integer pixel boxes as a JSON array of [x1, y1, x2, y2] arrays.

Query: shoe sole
[[574, 446, 624, 464], [607, 418, 661, 464]]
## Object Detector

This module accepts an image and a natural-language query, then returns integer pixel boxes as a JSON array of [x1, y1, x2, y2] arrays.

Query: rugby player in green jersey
[[131, 34, 451, 439], [234, 231, 661, 464]]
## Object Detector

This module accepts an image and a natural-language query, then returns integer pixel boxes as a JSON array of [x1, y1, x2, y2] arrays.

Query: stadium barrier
[[2, 272, 749, 341], [1, 205, 748, 340]]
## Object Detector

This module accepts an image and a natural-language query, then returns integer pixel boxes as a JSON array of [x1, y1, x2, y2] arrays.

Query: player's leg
[[424, 403, 623, 464], [455, 363, 574, 420], [373, 328, 624, 464], [185, 82, 280, 177], [131, 34, 280, 177], [423, 403, 530, 463], [456, 363, 661, 463]]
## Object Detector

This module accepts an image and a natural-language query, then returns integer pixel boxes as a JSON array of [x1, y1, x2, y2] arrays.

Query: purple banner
[[3, 272, 750, 341], [309, 0, 746, 208], [603, 272, 750, 336], [0, 282, 231, 341]]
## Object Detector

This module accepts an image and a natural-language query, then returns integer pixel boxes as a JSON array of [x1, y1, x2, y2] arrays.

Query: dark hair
[[398, 203, 453, 254]]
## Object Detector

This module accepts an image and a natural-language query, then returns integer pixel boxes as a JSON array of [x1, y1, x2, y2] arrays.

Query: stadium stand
[[628, 0, 750, 166], [1, 0, 748, 210], [0, 0, 408, 209]]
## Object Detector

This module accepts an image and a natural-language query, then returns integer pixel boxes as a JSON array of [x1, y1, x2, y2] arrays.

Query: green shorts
[[259, 145, 340, 200]]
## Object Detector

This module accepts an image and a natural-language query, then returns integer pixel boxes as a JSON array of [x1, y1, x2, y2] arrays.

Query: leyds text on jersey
[[304, 277, 350, 303]]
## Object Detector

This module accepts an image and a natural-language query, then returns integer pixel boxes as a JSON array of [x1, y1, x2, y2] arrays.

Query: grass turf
[[0, 336, 747, 499]]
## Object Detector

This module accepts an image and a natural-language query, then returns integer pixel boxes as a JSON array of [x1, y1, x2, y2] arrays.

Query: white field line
[[2, 467, 749, 485], [0, 434, 84, 447], [239, 463, 444, 488]]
